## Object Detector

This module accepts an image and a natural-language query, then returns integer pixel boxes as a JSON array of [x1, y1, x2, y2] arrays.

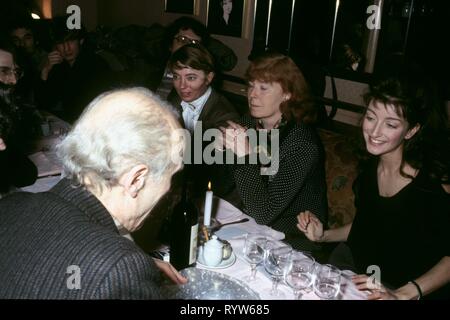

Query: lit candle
[[204, 181, 213, 226]]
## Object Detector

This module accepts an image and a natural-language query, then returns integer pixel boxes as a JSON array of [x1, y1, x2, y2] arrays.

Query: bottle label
[[189, 223, 199, 264]]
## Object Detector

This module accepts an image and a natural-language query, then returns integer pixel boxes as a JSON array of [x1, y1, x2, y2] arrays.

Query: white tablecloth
[[197, 197, 367, 300]]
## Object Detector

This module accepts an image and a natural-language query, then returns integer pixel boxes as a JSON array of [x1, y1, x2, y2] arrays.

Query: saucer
[[196, 252, 236, 269]]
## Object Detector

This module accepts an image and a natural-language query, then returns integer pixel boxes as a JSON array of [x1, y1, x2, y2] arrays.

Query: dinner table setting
[[161, 196, 368, 300]]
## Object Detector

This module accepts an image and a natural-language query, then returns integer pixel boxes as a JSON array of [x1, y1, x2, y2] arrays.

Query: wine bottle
[[169, 180, 199, 270]]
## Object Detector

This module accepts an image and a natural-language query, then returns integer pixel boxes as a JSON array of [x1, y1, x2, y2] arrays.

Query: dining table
[[163, 197, 368, 300]]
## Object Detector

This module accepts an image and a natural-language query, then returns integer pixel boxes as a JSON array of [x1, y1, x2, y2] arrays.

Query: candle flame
[[208, 181, 211, 190]]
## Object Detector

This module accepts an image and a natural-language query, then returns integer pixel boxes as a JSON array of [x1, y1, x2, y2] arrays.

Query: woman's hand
[[297, 210, 324, 242], [352, 274, 399, 300], [220, 121, 250, 158], [153, 258, 188, 285]]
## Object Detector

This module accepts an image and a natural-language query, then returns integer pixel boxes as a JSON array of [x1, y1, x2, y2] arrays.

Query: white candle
[[204, 181, 213, 226]]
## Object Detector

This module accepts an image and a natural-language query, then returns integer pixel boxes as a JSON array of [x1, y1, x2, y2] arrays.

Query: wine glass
[[285, 251, 316, 299], [242, 233, 267, 282], [263, 244, 292, 298], [314, 264, 341, 300]]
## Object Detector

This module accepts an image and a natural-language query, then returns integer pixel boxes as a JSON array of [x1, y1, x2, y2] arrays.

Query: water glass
[[285, 252, 315, 299], [242, 233, 267, 282], [314, 264, 341, 300], [264, 244, 292, 297]]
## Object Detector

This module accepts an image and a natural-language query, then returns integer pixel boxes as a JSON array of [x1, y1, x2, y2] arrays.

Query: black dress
[[347, 160, 450, 299]]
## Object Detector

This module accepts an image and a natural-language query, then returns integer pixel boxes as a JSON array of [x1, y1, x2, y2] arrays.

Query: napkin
[[213, 197, 285, 241], [28, 151, 62, 177], [213, 197, 244, 223]]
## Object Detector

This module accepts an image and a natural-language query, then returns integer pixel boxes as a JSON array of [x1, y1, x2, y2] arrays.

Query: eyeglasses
[[0, 66, 23, 80], [173, 35, 201, 45]]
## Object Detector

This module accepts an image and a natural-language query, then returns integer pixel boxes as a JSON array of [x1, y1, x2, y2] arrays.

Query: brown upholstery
[[318, 128, 360, 228]]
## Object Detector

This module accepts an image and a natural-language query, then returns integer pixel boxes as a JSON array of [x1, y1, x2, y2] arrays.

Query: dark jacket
[[37, 49, 111, 124], [0, 144, 37, 194], [168, 88, 239, 199], [0, 179, 161, 299], [169, 88, 239, 131]]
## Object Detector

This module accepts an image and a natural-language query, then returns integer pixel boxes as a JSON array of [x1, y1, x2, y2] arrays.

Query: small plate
[[197, 251, 236, 269]]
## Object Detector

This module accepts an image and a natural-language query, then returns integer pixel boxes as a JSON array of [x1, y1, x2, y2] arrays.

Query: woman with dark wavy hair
[[298, 66, 450, 299], [219, 52, 328, 253]]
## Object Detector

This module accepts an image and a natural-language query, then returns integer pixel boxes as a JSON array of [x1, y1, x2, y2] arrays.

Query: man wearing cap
[[38, 16, 111, 123]]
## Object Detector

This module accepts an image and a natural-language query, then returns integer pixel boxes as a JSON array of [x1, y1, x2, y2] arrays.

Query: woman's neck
[[378, 146, 417, 178], [260, 114, 283, 130], [378, 142, 404, 174]]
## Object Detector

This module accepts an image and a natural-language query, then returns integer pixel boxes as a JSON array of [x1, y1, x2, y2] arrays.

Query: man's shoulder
[[0, 190, 51, 208]]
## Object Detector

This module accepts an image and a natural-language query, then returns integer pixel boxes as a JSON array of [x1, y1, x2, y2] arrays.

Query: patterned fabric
[[0, 179, 161, 299], [221, 114, 328, 252], [317, 128, 360, 228]]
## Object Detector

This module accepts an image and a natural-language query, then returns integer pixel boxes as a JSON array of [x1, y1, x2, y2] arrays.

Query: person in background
[[168, 43, 239, 132], [167, 43, 238, 199], [0, 42, 19, 106], [297, 67, 450, 299], [334, 44, 363, 72], [7, 18, 48, 107], [0, 87, 186, 299], [9, 18, 47, 75], [135, 44, 238, 250], [38, 16, 111, 123], [153, 16, 237, 99], [217, 52, 328, 254], [0, 40, 41, 152]]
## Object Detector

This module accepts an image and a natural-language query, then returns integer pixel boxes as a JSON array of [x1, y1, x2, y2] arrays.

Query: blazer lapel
[[169, 95, 186, 128], [197, 89, 218, 129]]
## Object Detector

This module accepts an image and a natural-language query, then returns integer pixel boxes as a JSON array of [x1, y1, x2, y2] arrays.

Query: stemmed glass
[[285, 252, 316, 299], [242, 233, 267, 282], [263, 244, 292, 298], [314, 264, 341, 300]]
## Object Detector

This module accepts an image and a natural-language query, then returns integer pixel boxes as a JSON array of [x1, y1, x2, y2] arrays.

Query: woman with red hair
[[218, 52, 328, 254]]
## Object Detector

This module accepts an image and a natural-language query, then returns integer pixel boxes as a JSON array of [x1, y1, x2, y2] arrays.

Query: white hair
[[57, 87, 184, 193]]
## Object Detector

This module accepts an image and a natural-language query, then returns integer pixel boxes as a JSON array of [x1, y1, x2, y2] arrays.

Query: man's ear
[[119, 164, 149, 198], [405, 124, 421, 140], [206, 72, 214, 85]]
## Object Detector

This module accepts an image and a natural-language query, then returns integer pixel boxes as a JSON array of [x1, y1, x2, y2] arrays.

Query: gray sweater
[[0, 179, 161, 299]]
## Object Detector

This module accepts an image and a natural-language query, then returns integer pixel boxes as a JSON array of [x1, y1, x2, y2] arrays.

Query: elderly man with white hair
[[0, 87, 186, 299]]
